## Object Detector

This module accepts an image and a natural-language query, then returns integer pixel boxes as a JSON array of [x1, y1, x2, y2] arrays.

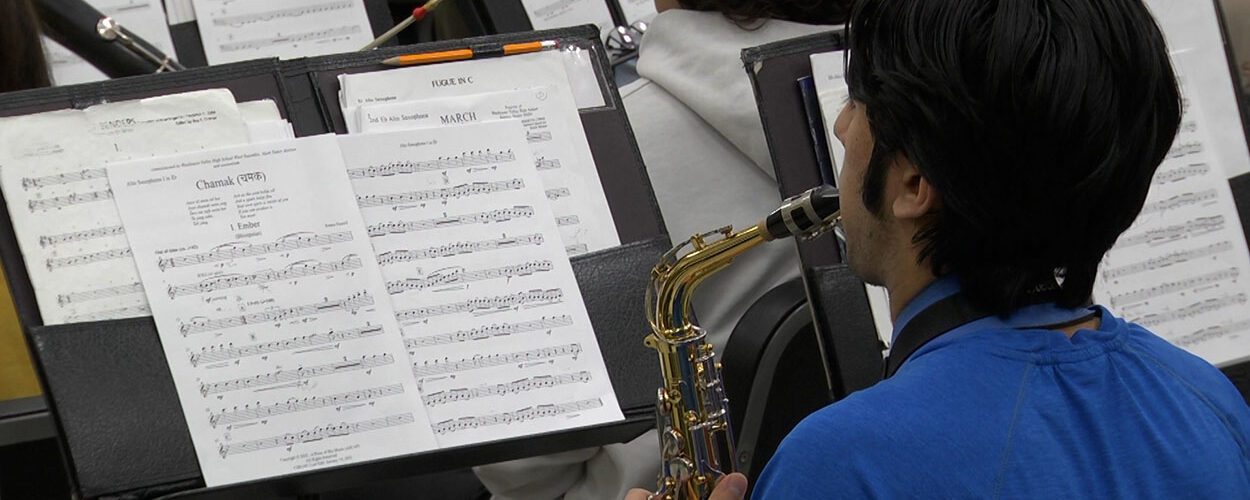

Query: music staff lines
[[167, 255, 361, 299], [63, 304, 151, 323], [39, 225, 125, 248], [367, 207, 535, 238], [1153, 163, 1210, 185], [387, 260, 553, 295], [1140, 189, 1218, 215], [555, 216, 580, 227], [377, 234, 543, 265], [432, 398, 603, 434], [46, 247, 131, 271], [22, 168, 106, 189], [57, 282, 143, 306], [28, 188, 112, 212], [1166, 141, 1202, 159], [396, 289, 563, 321], [526, 131, 553, 143], [348, 151, 516, 179], [1102, 241, 1233, 280], [199, 354, 393, 397], [218, 413, 414, 458], [405, 315, 573, 348], [357, 179, 525, 208], [536, 158, 562, 171], [1110, 268, 1240, 308], [423, 371, 591, 406], [190, 324, 385, 367], [1136, 294, 1248, 328], [1117, 216, 1224, 248], [158, 231, 353, 271], [212, 0, 355, 27], [1173, 318, 1250, 348], [209, 384, 404, 428], [565, 244, 589, 255], [219, 25, 362, 53], [179, 291, 374, 336], [413, 343, 582, 377], [545, 188, 570, 200]]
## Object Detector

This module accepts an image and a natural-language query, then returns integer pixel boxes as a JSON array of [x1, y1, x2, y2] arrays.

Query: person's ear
[[890, 156, 938, 221]]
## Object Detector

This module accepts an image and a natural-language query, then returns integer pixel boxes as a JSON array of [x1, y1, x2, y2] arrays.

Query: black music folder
[[0, 25, 667, 499], [741, 16, 1250, 400]]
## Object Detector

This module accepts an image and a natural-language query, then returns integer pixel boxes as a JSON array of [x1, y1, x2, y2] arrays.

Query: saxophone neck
[[649, 225, 768, 338]]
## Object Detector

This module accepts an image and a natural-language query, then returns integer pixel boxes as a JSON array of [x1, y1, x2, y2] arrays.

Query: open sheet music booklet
[[0, 58, 627, 484]]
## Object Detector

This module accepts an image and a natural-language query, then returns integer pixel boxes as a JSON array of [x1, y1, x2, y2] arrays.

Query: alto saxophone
[[645, 185, 842, 499]]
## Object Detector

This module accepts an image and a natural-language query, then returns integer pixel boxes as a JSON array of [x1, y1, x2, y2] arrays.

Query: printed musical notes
[[193, 0, 375, 65], [57, 282, 144, 306], [376, 234, 544, 265], [21, 168, 107, 189], [348, 151, 517, 179], [431, 398, 602, 434], [356, 179, 526, 208], [200, 354, 394, 396], [166, 255, 362, 299], [405, 315, 573, 348], [354, 86, 620, 255], [367, 207, 536, 237], [180, 292, 374, 336], [219, 413, 416, 458], [422, 371, 591, 406], [190, 324, 386, 366], [27, 188, 113, 212], [159, 231, 353, 271], [46, 248, 132, 271], [39, 225, 125, 248], [210, 384, 405, 428], [338, 123, 622, 447], [386, 260, 553, 295], [108, 136, 435, 486], [1093, 82, 1250, 367]]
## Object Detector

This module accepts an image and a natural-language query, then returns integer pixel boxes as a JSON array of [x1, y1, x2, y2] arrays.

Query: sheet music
[[357, 86, 619, 255], [44, 0, 179, 86], [105, 135, 436, 486], [337, 122, 623, 447], [1094, 57, 1250, 367], [191, 0, 374, 65], [519, 0, 615, 33], [618, 0, 658, 25], [338, 50, 606, 128], [0, 90, 250, 325], [810, 50, 894, 347]]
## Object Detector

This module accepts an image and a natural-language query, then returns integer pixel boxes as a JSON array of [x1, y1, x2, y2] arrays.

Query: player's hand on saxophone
[[625, 473, 749, 500]]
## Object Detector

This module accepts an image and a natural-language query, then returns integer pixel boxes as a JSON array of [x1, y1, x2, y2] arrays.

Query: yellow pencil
[[382, 40, 559, 67]]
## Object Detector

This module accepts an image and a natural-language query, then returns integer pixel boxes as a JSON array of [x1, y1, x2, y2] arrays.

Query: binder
[[741, 11, 1250, 399], [0, 26, 668, 499], [741, 30, 884, 399]]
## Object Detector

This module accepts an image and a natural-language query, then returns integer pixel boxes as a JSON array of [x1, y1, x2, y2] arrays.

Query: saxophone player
[[632, 0, 1250, 498]]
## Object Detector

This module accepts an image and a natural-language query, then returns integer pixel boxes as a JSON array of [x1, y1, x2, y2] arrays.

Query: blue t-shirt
[[754, 276, 1250, 498]]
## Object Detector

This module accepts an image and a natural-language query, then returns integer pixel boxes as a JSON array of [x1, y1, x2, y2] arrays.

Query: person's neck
[[884, 253, 938, 320]]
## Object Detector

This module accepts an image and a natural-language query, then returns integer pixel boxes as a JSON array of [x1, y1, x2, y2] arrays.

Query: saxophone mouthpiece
[[761, 184, 841, 241]]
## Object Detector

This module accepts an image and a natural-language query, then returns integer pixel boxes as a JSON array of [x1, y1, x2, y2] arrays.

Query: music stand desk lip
[[0, 396, 54, 447]]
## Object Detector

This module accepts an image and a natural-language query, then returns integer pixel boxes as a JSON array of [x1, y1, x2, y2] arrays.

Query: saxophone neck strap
[[883, 288, 1077, 379]]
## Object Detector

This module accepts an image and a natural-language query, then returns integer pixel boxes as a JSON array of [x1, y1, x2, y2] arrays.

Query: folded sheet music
[[0, 90, 297, 325], [0, 90, 251, 324], [357, 86, 619, 255], [103, 124, 622, 485], [191, 0, 375, 65], [519, 0, 615, 34], [337, 122, 622, 447], [106, 135, 437, 485]]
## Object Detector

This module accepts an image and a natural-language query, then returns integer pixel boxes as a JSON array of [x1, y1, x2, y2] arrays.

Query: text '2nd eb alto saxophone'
[[644, 185, 841, 499]]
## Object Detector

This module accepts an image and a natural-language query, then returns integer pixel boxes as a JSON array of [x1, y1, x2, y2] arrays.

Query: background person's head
[[655, 0, 852, 25], [835, 0, 1182, 313]]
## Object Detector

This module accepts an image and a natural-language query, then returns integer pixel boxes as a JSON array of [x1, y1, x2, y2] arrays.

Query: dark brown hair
[[1, 0, 51, 92], [677, 0, 852, 25]]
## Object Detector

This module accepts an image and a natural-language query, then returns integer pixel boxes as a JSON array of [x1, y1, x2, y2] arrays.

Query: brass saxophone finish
[[645, 186, 841, 499]]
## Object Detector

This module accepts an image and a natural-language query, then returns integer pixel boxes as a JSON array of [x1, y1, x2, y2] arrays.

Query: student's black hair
[[845, 0, 1182, 313]]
